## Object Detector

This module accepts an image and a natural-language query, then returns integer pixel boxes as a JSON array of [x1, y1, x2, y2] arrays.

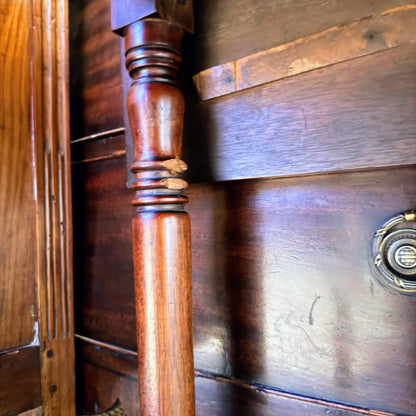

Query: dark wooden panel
[[0, 347, 41, 415], [188, 167, 416, 416], [72, 154, 416, 415], [69, 0, 123, 138], [72, 157, 136, 350], [78, 342, 139, 416], [187, 0, 414, 73], [0, 0, 37, 351], [79, 343, 369, 416], [194, 376, 372, 416], [185, 44, 416, 182], [71, 133, 126, 164], [193, 6, 416, 100]]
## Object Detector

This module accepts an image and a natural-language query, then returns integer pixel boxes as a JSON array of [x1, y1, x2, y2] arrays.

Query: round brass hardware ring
[[371, 210, 416, 295]]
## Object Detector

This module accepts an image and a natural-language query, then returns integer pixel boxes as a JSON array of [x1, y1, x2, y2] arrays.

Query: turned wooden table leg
[[111, 9, 195, 415]]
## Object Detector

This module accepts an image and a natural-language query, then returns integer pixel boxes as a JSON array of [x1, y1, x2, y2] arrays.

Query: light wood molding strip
[[193, 5, 416, 101], [75, 334, 138, 357], [71, 127, 125, 145], [32, 0, 75, 414]]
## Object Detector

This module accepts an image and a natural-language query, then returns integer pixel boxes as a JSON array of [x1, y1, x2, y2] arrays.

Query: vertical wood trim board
[[32, 0, 75, 414]]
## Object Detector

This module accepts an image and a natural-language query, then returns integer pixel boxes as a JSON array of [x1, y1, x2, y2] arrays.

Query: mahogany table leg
[[122, 18, 195, 416]]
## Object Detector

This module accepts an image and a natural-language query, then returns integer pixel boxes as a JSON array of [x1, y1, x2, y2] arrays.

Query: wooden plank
[[71, 133, 126, 164], [194, 376, 391, 416], [187, 44, 416, 182], [78, 343, 393, 416], [72, 157, 416, 415], [187, 0, 414, 73], [188, 167, 416, 416], [0, 347, 42, 415], [80, 345, 140, 416], [193, 5, 416, 100], [72, 157, 136, 351], [0, 0, 37, 351]]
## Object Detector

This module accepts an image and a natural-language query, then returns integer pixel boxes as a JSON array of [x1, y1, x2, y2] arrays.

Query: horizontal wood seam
[[71, 150, 126, 165], [75, 334, 137, 356], [0, 343, 40, 356], [194, 370, 398, 416], [77, 336, 398, 416]]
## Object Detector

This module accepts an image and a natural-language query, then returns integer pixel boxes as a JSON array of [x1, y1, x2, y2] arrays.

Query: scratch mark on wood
[[309, 295, 321, 326]]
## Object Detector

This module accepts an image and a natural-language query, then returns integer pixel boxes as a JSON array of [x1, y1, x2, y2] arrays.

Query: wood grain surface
[[31, 0, 76, 413], [70, 0, 416, 415], [188, 168, 416, 416], [116, 16, 195, 416], [0, 347, 42, 415], [185, 44, 416, 182], [193, 5, 416, 100], [68, 0, 415, 138], [69, 0, 123, 138], [187, 0, 415, 73], [72, 155, 416, 415], [71, 133, 126, 164], [78, 341, 396, 416], [0, 0, 37, 351]]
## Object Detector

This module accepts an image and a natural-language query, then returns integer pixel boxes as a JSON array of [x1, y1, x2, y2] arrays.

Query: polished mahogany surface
[[0, 0, 37, 352], [73, 155, 416, 415], [69, 0, 123, 138], [70, 0, 416, 414], [112, 13, 196, 415]]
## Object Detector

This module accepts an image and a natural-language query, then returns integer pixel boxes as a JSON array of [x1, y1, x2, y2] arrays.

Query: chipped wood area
[[160, 178, 189, 190], [18, 407, 43, 416], [161, 158, 188, 174], [193, 4, 416, 101]]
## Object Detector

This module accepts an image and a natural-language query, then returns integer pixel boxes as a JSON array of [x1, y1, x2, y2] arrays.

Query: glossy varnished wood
[[188, 168, 416, 415], [78, 342, 394, 416], [32, 0, 76, 413], [68, 0, 413, 140], [70, 0, 416, 414], [0, 0, 37, 352], [114, 13, 195, 415], [71, 132, 126, 164], [69, 0, 123, 138], [72, 157, 136, 350], [132, 211, 194, 416], [72, 156, 416, 415], [0, 347, 42, 415]]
